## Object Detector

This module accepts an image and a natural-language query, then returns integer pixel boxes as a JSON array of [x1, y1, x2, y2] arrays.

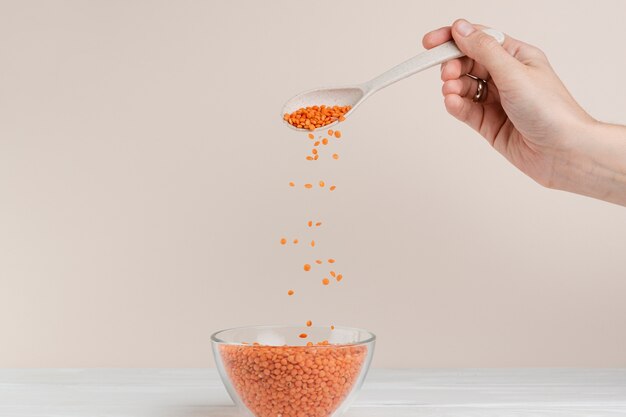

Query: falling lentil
[[279, 122, 352, 339]]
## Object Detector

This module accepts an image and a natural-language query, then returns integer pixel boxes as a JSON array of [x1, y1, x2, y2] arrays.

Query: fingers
[[424, 20, 547, 70], [442, 76, 500, 104], [450, 19, 523, 83], [441, 58, 464, 81], [441, 57, 490, 82], [422, 26, 452, 49], [443, 94, 484, 133], [443, 94, 508, 146]]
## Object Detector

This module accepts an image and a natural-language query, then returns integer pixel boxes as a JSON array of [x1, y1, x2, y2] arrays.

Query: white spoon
[[282, 29, 505, 132]]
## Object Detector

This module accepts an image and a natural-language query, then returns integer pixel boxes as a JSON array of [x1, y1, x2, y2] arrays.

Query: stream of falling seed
[[280, 125, 346, 337]]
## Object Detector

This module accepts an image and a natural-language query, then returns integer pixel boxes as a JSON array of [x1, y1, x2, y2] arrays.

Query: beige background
[[1, 0, 625, 368]]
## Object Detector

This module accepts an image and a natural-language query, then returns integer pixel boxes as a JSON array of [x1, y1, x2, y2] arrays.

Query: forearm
[[556, 121, 626, 206]]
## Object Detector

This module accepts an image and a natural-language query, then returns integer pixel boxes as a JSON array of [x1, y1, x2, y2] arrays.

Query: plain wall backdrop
[[1, 0, 625, 368]]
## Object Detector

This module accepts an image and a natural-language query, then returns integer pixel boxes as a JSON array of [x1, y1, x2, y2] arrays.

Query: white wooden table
[[1, 369, 625, 416]]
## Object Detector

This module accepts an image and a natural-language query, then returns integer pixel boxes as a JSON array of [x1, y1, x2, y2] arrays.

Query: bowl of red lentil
[[212, 325, 375, 417]]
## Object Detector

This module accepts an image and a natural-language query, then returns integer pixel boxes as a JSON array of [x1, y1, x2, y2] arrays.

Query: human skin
[[422, 19, 626, 207]]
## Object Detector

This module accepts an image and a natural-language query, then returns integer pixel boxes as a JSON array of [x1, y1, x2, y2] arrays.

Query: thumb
[[451, 19, 521, 82]]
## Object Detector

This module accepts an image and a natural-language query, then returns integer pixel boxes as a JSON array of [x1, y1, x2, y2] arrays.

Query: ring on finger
[[465, 73, 488, 103]]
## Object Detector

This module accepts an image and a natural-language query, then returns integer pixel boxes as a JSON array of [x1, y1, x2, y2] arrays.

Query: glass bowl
[[211, 325, 375, 417]]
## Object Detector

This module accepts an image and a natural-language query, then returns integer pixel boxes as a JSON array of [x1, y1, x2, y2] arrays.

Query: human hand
[[423, 19, 595, 189]]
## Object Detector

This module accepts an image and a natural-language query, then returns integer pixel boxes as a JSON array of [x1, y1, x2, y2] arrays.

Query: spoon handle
[[362, 29, 505, 95]]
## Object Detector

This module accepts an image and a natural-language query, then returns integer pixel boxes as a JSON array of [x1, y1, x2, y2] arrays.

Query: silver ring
[[466, 74, 488, 103]]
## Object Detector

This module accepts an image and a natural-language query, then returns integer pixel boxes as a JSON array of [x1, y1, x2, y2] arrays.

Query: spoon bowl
[[281, 86, 366, 132], [282, 28, 505, 132]]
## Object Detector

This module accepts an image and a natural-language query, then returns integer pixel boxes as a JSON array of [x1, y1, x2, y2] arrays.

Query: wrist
[[553, 120, 626, 206]]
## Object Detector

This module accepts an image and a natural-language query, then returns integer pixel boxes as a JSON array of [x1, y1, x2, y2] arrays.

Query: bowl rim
[[211, 324, 376, 347]]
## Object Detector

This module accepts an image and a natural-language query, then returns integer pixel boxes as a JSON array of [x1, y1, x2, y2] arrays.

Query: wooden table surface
[[1, 369, 625, 416]]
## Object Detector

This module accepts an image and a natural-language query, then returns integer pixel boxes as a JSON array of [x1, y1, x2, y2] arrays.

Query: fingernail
[[456, 20, 475, 37]]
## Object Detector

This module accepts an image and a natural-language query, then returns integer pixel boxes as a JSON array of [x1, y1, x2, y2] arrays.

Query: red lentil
[[279, 124, 351, 343], [283, 105, 351, 130]]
